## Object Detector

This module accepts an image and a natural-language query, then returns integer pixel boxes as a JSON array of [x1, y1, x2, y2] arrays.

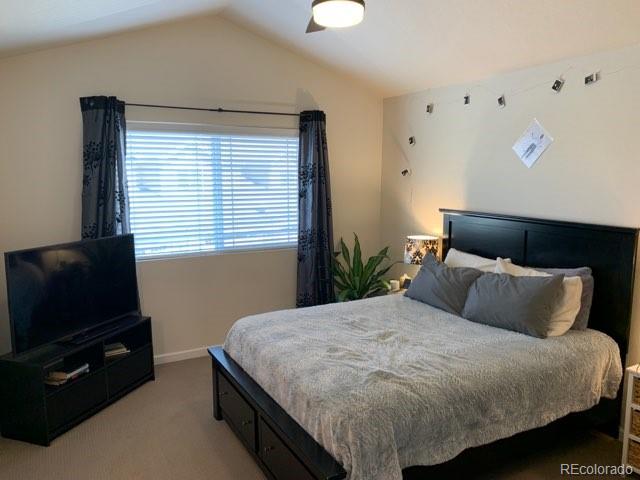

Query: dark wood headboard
[[441, 208, 638, 434]]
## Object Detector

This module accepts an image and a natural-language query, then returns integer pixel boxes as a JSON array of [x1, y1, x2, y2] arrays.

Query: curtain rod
[[125, 102, 300, 117]]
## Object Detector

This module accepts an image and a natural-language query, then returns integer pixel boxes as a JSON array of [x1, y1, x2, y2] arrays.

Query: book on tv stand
[[45, 363, 90, 386]]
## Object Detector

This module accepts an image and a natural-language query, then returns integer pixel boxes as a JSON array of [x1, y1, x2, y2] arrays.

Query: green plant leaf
[[352, 234, 363, 278], [338, 289, 356, 302], [367, 267, 393, 290], [333, 262, 352, 290], [362, 252, 389, 282], [371, 263, 393, 279], [339, 237, 351, 267], [334, 279, 348, 291]]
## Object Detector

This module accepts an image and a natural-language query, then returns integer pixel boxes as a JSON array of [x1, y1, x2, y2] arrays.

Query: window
[[125, 125, 298, 259]]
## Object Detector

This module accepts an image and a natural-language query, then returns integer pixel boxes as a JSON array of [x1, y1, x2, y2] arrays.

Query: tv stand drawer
[[106, 345, 153, 396], [47, 372, 107, 432]]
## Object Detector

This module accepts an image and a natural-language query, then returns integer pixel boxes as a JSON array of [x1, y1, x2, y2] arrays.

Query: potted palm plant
[[332, 234, 394, 301]]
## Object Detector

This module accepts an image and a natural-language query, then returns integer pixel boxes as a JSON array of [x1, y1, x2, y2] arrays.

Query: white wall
[[0, 15, 382, 357], [382, 43, 640, 366]]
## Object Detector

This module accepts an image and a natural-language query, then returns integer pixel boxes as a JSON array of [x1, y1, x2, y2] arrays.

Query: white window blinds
[[125, 127, 299, 259]]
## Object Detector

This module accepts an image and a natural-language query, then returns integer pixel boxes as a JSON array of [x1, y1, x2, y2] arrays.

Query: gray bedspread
[[224, 295, 622, 480]]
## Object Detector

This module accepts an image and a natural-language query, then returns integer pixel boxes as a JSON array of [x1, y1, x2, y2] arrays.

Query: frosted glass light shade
[[404, 235, 439, 265], [312, 0, 365, 28]]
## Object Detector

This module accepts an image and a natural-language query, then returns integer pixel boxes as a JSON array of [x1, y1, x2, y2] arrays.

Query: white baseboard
[[154, 346, 208, 365]]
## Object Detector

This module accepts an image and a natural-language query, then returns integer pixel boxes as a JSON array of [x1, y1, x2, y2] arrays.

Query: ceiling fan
[[306, 0, 366, 33]]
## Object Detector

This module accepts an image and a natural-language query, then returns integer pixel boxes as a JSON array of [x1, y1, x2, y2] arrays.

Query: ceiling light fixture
[[312, 0, 365, 28]]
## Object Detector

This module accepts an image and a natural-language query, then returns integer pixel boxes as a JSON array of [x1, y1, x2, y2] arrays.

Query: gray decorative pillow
[[462, 272, 565, 338], [537, 267, 593, 330], [405, 254, 482, 315]]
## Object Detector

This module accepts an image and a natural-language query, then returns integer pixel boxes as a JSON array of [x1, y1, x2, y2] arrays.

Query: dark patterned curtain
[[296, 111, 335, 307], [80, 96, 129, 239]]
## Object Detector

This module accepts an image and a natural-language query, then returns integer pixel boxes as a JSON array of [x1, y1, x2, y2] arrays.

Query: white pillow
[[444, 248, 509, 272], [494, 258, 583, 336]]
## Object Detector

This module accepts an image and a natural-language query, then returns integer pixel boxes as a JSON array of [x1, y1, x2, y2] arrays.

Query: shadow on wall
[[384, 128, 415, 262], [382, 123, 427, 282], [296, 89, 319, 112]]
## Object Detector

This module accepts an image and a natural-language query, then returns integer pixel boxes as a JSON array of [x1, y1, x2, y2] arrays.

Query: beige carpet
[[0, 356, 624, 480]]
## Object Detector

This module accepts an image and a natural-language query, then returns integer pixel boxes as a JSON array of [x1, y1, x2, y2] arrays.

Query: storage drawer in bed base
[[218, 373, 256, 451], [259, 417, 315, 480], [209, 346, 346, 480]]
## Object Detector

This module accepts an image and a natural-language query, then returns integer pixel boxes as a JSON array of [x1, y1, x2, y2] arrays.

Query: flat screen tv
[[5, 234, 140, 355]]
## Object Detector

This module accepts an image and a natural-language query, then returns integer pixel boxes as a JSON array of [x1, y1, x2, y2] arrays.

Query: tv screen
[[5, 234, 140, 355]]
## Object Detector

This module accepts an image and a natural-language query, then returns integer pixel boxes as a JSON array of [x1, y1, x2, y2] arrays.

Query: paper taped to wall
[[512, 119, 553, 168]]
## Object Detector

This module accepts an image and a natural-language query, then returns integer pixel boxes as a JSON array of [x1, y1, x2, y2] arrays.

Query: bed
[[208, 209, 638, 480]]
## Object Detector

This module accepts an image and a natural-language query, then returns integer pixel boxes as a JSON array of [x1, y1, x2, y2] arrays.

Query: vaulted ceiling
[[2, 0, 640, 97]]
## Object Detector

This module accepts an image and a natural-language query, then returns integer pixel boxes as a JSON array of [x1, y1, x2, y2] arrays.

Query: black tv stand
[[0, 314, 154, 446]]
